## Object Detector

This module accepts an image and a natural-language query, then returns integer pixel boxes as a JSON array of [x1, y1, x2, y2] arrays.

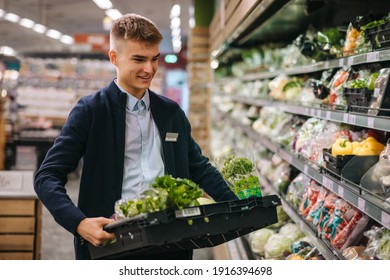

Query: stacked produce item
[[285, 173, 390, 259]]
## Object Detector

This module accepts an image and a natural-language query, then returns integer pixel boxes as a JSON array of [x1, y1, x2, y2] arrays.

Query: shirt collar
[[114, 79, 150, 111]]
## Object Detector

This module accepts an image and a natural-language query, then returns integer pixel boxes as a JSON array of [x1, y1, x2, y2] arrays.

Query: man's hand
[[76, 217, 116, 246]]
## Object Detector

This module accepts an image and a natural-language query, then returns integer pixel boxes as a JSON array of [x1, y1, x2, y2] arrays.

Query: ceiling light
[[105, 9, 122, 20], [92, 0, 113, 10], [4, 13, 20, 23], [0, 46, 17, 57], [170, 4, 181, 18], [171, 28, 181, 37], [0, 9, 5, 17], [171, 17, 181, 29], [46, 29, 62, 39], [19, 18, 35, 29], [33, 24, 47, 33], [60, 35, 74, 45]]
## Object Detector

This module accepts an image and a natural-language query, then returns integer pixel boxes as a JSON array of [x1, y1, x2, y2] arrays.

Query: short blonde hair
[[110, 13, 163, 50]]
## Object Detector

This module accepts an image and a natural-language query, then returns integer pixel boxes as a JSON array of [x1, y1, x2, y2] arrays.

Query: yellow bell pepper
[[331, 138, 353, 156], [353, 137, 385, 156]]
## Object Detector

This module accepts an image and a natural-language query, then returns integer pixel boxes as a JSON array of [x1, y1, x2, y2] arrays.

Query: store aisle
[[40, 172, 213, 260]]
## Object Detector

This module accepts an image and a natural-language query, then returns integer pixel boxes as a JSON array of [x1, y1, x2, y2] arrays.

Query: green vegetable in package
[[115, 175, 204, 218]]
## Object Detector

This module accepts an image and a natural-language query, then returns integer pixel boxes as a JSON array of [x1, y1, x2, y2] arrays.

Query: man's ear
[[109, 50, 117, 65]]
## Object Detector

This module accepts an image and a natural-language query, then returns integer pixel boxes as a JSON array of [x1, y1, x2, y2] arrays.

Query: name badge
[[165, 132, 179, 142]]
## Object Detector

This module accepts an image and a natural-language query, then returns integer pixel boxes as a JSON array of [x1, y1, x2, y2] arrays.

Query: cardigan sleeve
[[34, 98, 91, 235]]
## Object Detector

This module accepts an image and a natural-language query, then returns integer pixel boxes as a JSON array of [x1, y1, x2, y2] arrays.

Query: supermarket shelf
[[280, 196, 342, 260], [231, 95, 390, 132], [222, 111, 390, 230], [240, 49, 390, 82], [257, 167, 342, 259]]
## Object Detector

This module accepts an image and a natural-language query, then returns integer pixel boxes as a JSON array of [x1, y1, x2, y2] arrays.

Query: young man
[[34, 13, 236, 260]]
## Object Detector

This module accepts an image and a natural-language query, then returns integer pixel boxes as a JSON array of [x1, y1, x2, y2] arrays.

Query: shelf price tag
[[381, 211, 390, 229], [343, 113, 349, 123], [326, 111, 331, 120], [367, 117, 375, 128], [357, 197, 366, 212], [338, 58, 344, 67], [322, 176, 334, 191], [348, 114, 356, 124], [304, 165, 309, 174], [347, 56, 354, 65], [310, 108, 315, 116], [366, 51, 380, 62]]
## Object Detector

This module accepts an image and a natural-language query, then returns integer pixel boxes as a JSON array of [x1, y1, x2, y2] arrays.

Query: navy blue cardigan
[[34, 81, 236, 259]]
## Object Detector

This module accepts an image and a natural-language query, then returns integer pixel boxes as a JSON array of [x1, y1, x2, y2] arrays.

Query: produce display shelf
[[88, 195, 281, 260], [221, 111, 390, 230], [230, 96, 390, 132], [239, 49, 390, 82], [280, 196, 342, 260]]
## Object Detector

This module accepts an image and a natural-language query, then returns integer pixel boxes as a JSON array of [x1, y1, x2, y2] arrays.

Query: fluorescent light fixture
[[60, 35, 74, 45], [172, 39, 182, 49], [46, 29, 62, 39], [170, 17, 181, 29], [0, 46, 17, 57], [4, 13, 20, 23], [19, 18, 35, 29], [170, 4, 181, 18], [0, 9, 5, 17], [171, 28, 181, 37], [33, 24, 47, 33], [105, 9, 122, 20], [93, 0, 113, 10]]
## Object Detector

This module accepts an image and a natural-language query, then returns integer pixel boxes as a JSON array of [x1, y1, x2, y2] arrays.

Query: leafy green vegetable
[[116, 175, 203, 218], [221, 155, 254, 179], [220, 155, 262, 198], [152, 175, 204, 210]]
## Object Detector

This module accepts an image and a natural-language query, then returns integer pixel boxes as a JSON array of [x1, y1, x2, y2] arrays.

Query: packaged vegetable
[[364, 226, 390, 260], [264, 233, 293, 259], [279, 223, 305, 242], [250, 228, 275, 256]]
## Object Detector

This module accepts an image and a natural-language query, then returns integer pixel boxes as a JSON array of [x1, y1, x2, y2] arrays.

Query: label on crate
[[175, 207, 201, 218]]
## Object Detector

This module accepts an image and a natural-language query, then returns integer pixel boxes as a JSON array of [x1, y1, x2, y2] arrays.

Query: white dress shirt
[[114, 81, 165, 199]]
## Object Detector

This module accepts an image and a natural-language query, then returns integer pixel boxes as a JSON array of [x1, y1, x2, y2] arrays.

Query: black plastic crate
[[322, 148, 354, 176], [88, 195, 281, 259], [344, 87, 373, 114], [365, 22, 390, 50]]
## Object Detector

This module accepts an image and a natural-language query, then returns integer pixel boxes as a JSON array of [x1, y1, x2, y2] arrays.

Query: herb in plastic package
[[364, 226, 390, 260], [286, 173, 311, 210]]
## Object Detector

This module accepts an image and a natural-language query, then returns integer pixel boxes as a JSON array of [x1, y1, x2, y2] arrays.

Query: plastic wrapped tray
[[88, 195, 281, 259]]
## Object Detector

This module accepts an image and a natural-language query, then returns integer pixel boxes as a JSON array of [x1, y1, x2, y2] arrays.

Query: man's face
[[110, 39, 160, 98]]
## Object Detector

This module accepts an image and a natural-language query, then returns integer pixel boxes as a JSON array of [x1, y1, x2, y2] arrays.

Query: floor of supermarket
[[40, 170, 213, 260]]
